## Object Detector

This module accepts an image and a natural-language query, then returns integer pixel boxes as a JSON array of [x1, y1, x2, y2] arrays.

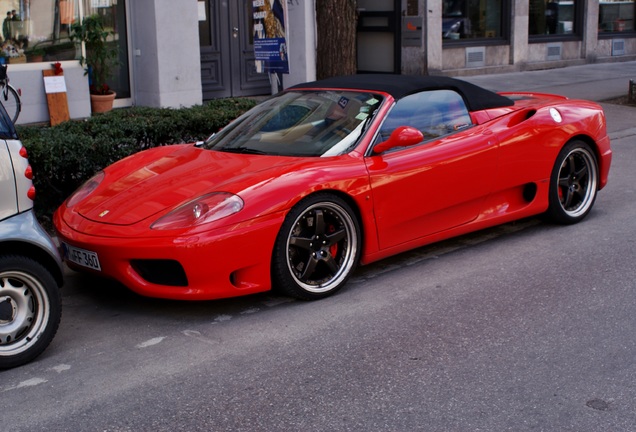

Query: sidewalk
[[462, 61, 636, 102]]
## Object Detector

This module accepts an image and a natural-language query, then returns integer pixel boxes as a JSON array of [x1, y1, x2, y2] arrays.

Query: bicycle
[[0, 64, 22, 124]]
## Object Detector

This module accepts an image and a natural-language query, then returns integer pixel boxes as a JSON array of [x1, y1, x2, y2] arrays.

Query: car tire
[[272, 194, 361, 300], [546, 140, 599, 224], [0, 255, 62, 369]]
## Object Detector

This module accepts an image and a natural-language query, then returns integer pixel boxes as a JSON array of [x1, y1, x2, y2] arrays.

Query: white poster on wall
[[43, 76, 67, 94]]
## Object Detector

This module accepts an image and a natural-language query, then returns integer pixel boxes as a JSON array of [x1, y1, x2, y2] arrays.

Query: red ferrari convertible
[[54, 75, 612, 301]]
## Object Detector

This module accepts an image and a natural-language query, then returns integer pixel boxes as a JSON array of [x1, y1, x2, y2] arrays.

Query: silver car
[[0, 103, 63, 369]]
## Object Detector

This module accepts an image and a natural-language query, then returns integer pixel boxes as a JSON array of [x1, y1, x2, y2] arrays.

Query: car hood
[[76, 144, 299, 226]]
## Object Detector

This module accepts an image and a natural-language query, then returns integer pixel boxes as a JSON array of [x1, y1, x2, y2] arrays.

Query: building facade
[[398, 0, 636, 76], [3, 1, 635, 125]]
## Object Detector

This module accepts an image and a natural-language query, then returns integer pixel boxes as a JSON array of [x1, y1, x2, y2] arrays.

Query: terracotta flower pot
[[90, 91, 116, 114]]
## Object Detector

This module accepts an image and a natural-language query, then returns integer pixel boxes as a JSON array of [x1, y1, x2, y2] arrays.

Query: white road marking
[[136, 337, 166, 348], [213, 314, 232, 323], [3, 377, 48, 392], [50, 364, 71, 373]]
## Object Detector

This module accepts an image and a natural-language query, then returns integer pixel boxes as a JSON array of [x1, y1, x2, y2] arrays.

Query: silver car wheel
[[0, 270, 50, 356]]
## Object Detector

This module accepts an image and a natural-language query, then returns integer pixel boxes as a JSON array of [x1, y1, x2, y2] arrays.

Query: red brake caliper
[[328, 224, 338, 257]]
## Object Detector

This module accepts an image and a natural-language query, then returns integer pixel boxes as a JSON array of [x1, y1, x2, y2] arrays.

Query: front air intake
[[131, 259, 188, 286]]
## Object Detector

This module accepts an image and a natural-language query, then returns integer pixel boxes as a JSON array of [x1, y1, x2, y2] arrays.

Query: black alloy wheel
[[547, 140, 599, 224], [272, 194, 361, 300]]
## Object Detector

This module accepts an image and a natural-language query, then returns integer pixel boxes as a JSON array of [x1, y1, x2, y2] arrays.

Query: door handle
[[232, 27, 239, 38]]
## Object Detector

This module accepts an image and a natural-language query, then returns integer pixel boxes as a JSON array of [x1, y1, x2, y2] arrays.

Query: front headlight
[[66, 171, 105, 207], [150, 192, 244, 230]]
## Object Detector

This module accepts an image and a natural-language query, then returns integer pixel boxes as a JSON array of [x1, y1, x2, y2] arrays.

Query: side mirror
[[373, 126, 424, 154]]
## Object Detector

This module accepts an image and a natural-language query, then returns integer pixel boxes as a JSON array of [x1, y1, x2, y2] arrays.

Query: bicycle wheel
[[1, 84, 21, 124]]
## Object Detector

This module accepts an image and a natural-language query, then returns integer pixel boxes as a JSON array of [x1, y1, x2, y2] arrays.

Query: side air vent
[[523, 183, 538, 202], [507, 109, 537, 127], [612, 39, 625, 56], [546, 43, 562, 61], [465, 47, 485, 68]]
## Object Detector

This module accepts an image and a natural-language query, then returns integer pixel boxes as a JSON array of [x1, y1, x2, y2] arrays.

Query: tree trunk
[[315, 0, 358, 80]]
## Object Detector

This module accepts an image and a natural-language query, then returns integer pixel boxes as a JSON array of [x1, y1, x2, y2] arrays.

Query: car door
[[365, 89, 498, 250]]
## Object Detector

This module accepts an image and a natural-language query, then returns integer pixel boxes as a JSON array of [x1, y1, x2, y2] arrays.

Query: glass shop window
[[2, 0, 79, 64], [0, 0, 129, 98], [599, 0, 635, 33], [529, 0, 578, 36], [442, 0, 504, 41]]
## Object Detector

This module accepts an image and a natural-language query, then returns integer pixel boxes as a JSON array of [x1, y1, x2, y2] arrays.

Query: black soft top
[[289, 74, 514, 112]]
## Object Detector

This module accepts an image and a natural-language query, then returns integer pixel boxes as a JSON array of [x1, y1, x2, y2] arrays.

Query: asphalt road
[[2, 103, 636, 432]]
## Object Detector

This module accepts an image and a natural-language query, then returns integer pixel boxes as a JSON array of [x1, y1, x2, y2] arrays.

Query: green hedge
[[18, 98, 257, 228]]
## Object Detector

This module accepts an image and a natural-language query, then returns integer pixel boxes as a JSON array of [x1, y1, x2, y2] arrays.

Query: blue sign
[[253, 0, 289, 74]]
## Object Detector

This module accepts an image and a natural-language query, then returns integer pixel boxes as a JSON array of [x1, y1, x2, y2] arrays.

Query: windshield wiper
[[221, 147, 268, 155]]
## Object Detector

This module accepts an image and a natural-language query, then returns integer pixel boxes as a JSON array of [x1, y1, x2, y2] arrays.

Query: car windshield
[[203, 90, 383, 157]]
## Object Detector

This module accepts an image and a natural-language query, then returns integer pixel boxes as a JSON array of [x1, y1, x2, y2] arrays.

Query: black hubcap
[[559, 152, 589, 210], [0, 298, 14, 322], [289, 208, 348, 286]]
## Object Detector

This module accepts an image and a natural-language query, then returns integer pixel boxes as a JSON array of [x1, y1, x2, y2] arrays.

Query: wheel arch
[[0, 241, 64, 287], [567, 134, 598, 158], [564, 133, 605, 188], [294, 188, 385, 261], [281, 188, 369, 263], [298, 189, 365, 233]]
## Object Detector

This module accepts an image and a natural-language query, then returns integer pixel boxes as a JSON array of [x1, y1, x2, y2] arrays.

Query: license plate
[[63, 243, 102, 271]]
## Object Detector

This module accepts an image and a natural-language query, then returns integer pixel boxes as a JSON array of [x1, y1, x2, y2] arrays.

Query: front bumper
[[54, 210, 283, 300]]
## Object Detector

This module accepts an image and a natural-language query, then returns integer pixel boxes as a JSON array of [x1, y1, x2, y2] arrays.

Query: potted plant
[[69, 14, 119, 113], [26, 45, 46, 62]]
